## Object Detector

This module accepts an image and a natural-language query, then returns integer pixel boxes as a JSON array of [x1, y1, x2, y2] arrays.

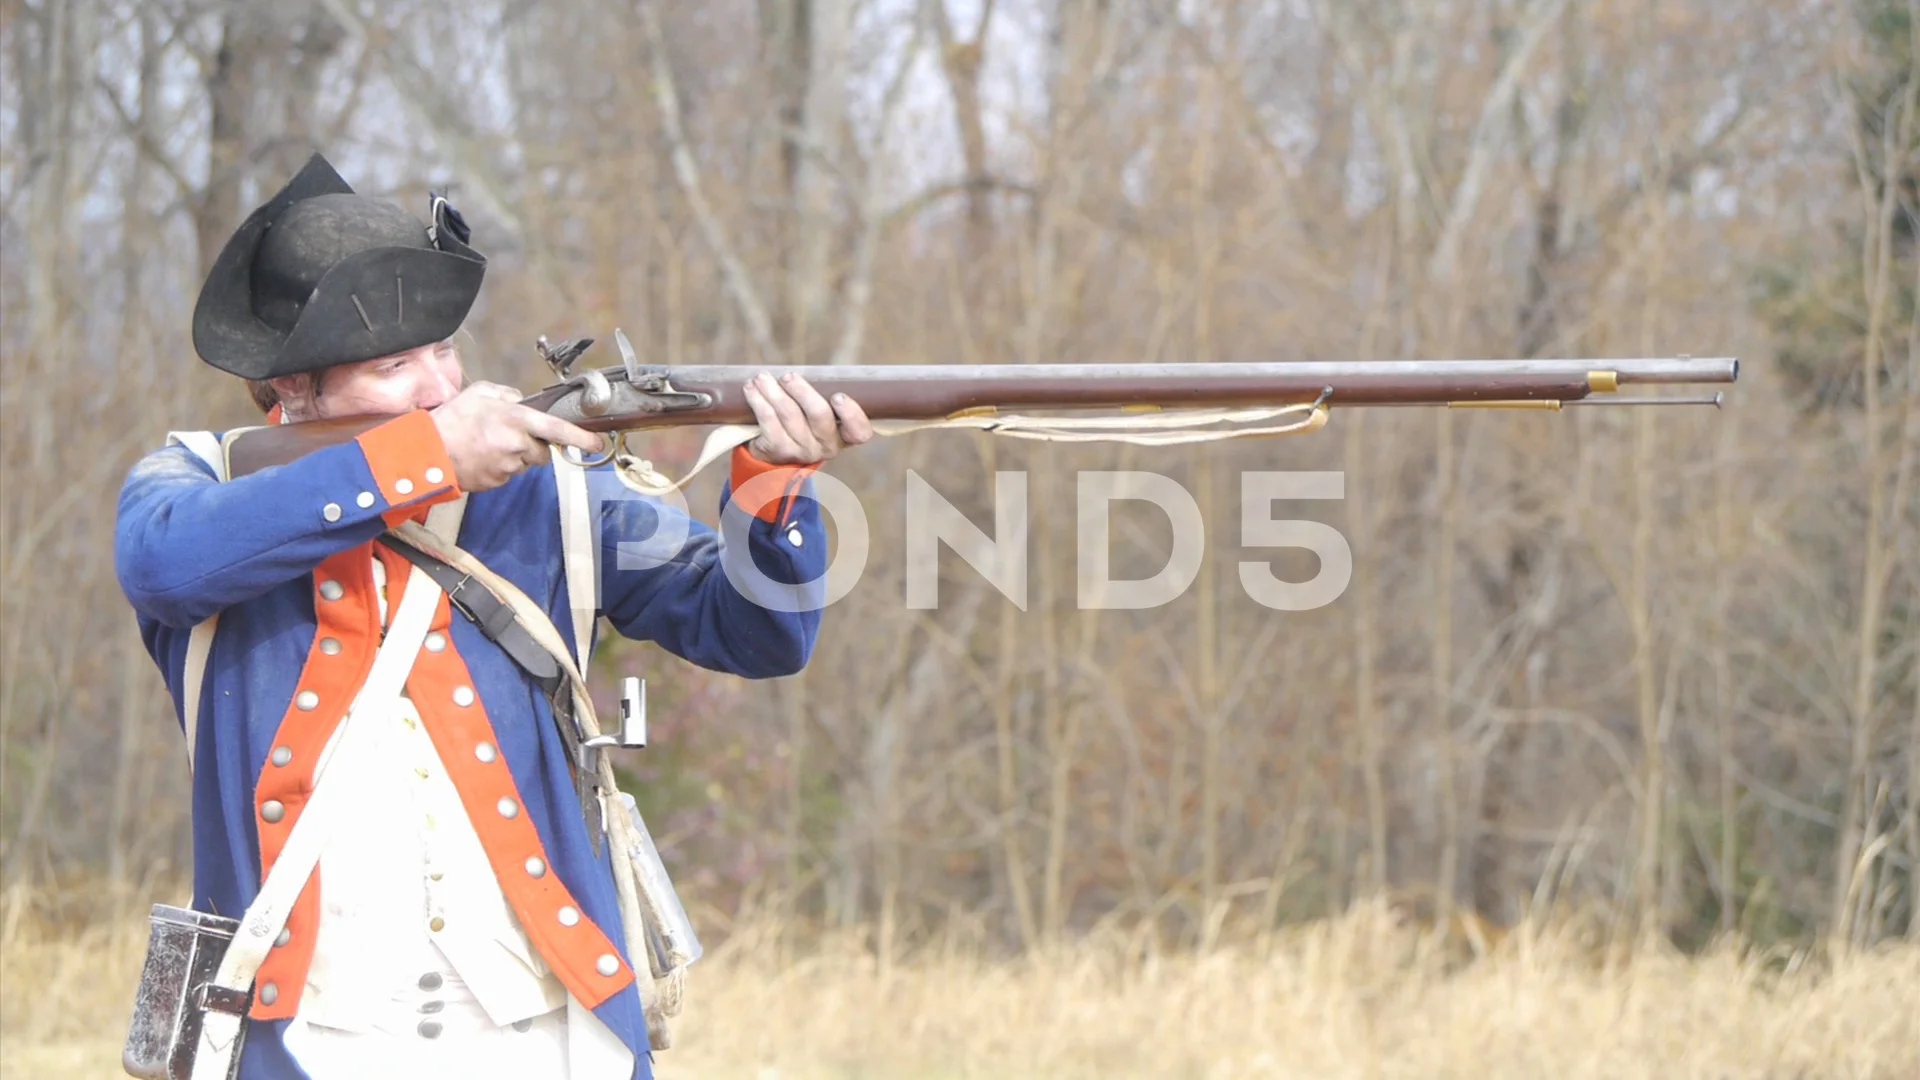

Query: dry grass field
[[3, 885, 1915, 1080]]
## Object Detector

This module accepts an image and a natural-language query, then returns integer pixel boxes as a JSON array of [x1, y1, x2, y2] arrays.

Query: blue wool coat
[[114, 414, 827, 1080]]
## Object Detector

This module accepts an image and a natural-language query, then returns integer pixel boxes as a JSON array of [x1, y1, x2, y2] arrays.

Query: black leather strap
[[378, 536, 562, 689]]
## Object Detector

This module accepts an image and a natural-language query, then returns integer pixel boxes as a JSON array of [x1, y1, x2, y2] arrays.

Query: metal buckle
[[190, 982, 253, 1017], [445, 573, 478, 619]]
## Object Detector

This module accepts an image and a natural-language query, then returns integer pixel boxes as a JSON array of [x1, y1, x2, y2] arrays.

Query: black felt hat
[[191, 152, 486, 380]]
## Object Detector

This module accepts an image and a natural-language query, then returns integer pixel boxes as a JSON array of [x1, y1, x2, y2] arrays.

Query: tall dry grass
[[3, 886, 1914, 1079]]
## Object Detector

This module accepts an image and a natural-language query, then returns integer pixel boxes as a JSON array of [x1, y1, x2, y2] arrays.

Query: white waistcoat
[[288, 557, 633, 1079]]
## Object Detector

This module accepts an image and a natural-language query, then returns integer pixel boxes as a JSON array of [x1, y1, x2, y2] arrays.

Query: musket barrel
[[547, 357, 1739, 430], [1605, 357, 1740, 384]]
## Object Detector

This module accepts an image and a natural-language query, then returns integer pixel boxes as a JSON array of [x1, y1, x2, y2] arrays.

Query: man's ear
[[267, 371, 321, 416]]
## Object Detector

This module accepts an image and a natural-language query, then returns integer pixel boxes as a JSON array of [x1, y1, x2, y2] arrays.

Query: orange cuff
[[354, 410, 462, 526], [729, 445, 819, 525]]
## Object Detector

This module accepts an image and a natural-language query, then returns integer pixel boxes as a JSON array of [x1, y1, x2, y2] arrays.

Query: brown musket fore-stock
[[223, 342, 1738, 480]]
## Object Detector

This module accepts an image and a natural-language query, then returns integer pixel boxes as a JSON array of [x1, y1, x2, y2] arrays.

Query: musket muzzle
[[1608, 357, 1740, 385]]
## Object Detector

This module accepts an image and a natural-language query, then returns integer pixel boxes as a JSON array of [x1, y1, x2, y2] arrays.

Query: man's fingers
[[522, 409, 604, 454], [781, 374, 841, 452], [743, 379, 801, 461], [756, 373, 822, 458], [831, 392, 874, 444]]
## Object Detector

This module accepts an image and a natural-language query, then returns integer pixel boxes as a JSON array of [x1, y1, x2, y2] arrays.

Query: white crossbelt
[[191, 525, 451, 1080]]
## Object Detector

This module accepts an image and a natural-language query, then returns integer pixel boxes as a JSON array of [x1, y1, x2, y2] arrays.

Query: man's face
[[277, 339, 466, 421]]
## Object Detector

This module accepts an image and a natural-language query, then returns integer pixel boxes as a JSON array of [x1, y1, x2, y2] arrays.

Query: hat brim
[[191, 153, 486, 381]]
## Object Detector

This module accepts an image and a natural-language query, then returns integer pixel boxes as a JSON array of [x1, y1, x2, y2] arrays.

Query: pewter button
[[417, 1019, 441, 1039], [261, 800, 285, 823], [318, 580, 343, 601], [274, 927, 291, 947], [418, 972, 443, 991], [452, 685, 475, 707], [512, 1018, 533, 1033], [787, 526, 804, 547], [526, 857, 546, 878], [295, 690, 319, 711], [319, 637, 342, 656], [424, 632, 447, 653], [558, 906, 579, 927], [259, 982, 278, 1006], [419, 1000, 444, 1014], [425, 467, 445, 484], [498, 797, 519, 819], [321, 502, 342, 523], [356, 491, 376, 509], [271, 746, 292, 767], [395, 478, 415, 495], [596, 954, 620, 977], [475, 742, 497, 764]]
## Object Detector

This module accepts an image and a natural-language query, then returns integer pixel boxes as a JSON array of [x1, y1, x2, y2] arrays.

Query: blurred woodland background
[[1, 0, 1915, 975]]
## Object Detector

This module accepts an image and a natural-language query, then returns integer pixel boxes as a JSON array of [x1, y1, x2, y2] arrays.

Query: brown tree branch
[[636, 0, 782, 363]]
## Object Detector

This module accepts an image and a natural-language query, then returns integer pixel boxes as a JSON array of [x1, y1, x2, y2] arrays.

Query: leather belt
[[378, 536, 562, 691]]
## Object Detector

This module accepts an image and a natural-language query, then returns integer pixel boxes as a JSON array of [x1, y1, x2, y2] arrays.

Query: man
[[115, 152, 870, 1079]]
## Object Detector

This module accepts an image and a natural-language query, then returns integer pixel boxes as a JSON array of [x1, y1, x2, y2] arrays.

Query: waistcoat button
[[596, 954, 620, 977], [295, 690, 319, 711], [498, 797, 519, 819], [418, 972, 443, 991], [417, 1019, 441, 1039], [261, 800, 285, 824], [558, 906, 580, 927], [318, 580, 343, 601]]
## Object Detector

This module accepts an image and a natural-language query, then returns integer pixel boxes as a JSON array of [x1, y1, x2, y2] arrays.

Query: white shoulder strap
[[165, 431, 233, 775], [554, 453, 597, 678], [191, 514, 454, 1078]]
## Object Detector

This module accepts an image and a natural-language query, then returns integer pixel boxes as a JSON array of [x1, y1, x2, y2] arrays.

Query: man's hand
[[430, 382, 605, 492], [742, 372, 875, 465]]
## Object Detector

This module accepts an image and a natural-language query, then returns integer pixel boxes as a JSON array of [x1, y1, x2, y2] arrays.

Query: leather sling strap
[[378, 535, 561, 689]]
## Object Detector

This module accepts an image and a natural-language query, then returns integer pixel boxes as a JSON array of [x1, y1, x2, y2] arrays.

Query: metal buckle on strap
[[444, 572, 479, 618], [191, 982, 253, 1017]]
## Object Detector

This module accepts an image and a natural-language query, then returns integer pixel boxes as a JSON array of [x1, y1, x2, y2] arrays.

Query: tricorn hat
[[192, 152, 486, 381]]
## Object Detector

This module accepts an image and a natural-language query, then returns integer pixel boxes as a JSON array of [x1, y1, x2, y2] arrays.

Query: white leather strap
[[553, 454, 597, 678], [189, 496, 465, 1079], [166, 431, 233, 775], [606, 402, 1333, 496], [190, 547, 446, 1078]]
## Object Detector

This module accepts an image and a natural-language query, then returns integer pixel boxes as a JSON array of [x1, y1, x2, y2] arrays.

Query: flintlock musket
[[224, 329, 1738, 481]]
